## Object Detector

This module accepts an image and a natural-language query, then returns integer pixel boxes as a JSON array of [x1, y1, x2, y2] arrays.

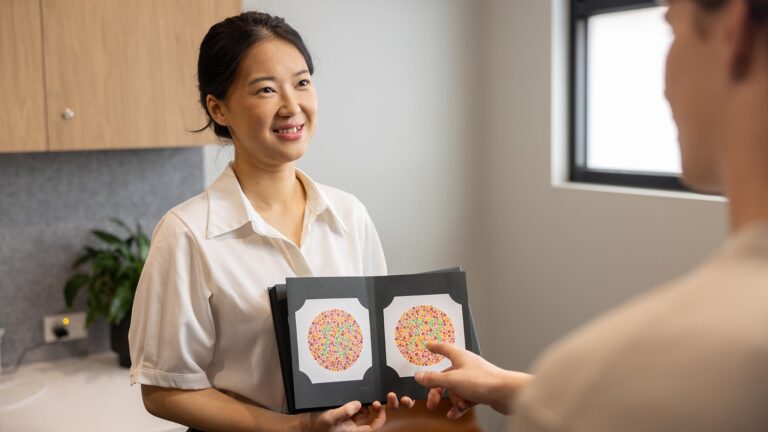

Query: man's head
[[664, 0, 768, 193]]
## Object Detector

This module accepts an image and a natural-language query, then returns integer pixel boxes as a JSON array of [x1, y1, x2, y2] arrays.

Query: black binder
[[268, 268, 481, 413]]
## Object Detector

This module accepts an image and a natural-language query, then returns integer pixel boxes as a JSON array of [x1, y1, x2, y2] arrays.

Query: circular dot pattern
[[394, 305, 455, 366], [308, 309, 363, 371]]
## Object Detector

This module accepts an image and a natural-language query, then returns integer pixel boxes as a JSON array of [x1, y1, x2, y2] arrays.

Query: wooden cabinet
[[0, 0, 240, 153], [0, 0, 47, 153]]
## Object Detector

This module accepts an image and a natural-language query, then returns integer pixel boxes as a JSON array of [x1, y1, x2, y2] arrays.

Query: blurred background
[[0, 0, 728, 430]]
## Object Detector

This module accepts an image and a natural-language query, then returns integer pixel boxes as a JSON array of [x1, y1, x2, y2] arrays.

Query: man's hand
[[414, 342, 533, 418]]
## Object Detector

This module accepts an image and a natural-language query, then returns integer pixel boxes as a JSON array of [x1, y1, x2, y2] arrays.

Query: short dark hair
[[196, 11, 314, 140], [694, 0, 768, 20]]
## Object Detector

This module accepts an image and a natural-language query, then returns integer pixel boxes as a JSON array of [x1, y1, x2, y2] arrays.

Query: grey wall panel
[[0, 148, 203, 368]]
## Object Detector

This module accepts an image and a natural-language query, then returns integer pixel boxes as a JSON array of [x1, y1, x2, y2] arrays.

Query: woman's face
[[664, 0, 729, 192], [212, 37, 317, 167]]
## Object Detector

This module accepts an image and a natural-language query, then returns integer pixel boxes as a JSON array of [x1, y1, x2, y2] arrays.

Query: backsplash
[[0, 148, 204, 368]]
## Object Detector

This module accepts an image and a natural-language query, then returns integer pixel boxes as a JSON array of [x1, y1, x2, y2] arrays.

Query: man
[[415, 0, 768, 430]]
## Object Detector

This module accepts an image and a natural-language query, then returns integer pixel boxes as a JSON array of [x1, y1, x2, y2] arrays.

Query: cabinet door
[[43, 0, 240, 151], [0, 0, 47, 153]]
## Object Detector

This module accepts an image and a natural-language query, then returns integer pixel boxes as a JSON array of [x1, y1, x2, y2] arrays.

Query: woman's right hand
[[305, 400, 386, 432]]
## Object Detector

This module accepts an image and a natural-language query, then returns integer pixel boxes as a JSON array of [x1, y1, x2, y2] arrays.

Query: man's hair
[[694, 0, 768, 21]]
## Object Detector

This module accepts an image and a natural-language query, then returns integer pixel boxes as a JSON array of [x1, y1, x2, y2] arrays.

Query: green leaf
[[91, 229, 124, 246], [114, 244, 131, 259], [71, 246, 98, 269], [63, 220, 149, 326], [108, 282, 133, 324], [137, 234, 150, 262], [64, 273, 90, 307], [87, 277, 109, 320], [110, 218, 132, 235]]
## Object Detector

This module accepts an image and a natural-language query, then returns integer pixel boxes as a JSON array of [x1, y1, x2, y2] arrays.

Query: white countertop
[[0, 352, 186, 432]]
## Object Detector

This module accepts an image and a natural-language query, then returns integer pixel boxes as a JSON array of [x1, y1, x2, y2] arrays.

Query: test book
[[268, 268, 481, 413]]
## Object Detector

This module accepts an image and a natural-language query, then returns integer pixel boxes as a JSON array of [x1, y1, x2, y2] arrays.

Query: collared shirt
[[512, 223, 768, 432], [128, 165, 387, 412]]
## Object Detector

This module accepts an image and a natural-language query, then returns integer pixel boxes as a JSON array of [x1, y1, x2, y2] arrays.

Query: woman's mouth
[[272, 124, 305, 140]]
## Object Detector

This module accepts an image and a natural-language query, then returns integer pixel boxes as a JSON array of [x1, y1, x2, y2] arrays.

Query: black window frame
[[569, 0, 690, 191]]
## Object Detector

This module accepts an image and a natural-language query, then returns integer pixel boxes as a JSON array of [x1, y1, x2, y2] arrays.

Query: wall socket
[[43, 312, 88, 343]]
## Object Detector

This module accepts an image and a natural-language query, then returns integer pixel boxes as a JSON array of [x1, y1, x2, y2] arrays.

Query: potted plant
[[63, 218, 150, 367]]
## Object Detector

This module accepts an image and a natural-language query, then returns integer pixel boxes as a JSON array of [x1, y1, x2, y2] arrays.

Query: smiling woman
[[127, 11, 413, 432]]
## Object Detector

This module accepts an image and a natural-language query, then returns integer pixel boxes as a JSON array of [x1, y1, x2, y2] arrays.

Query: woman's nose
[[278, 91, 301, 117]]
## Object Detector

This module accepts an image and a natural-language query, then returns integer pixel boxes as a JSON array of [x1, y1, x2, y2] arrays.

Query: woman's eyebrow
[[247, 76, 275, 86], [247, 70, 309, 86]]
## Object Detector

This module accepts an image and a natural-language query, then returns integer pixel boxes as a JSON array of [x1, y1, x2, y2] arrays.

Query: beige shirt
[[512, 223, 768, 432], [129, 165, 387, 412]]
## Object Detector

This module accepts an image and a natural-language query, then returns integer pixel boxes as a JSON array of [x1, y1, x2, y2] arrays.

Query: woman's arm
[[141, 384, 388, 432]]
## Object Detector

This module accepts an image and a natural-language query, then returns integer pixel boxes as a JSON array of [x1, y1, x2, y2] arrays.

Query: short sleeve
[[358, 202, 388, 276], [129, 211, 215, 389]]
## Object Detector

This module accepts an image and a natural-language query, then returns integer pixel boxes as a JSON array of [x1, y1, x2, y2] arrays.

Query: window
[[570, 0, 687, 190]]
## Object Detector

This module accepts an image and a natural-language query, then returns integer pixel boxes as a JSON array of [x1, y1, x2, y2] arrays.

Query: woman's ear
[[206, 94, 229, 127]]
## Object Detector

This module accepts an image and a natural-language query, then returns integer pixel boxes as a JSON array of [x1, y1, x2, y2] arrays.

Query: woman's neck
[[232, 157, 304, 213]]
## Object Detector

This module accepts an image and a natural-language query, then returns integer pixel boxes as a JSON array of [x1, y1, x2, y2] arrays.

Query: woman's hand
[[414, 342, 534, 419], [386, 392, 415, 411], [303, 392, 414, 432], [305, 400, 386, 432]]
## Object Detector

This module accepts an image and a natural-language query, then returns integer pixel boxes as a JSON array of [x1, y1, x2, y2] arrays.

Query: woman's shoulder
[[313, 182, 370, 219], [151, 191, 209, 240]]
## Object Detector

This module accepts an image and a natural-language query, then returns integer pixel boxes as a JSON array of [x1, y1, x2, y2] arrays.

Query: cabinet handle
[[62, 108, 75, 120]]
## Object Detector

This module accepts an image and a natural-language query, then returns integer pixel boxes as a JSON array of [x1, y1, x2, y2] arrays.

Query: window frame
[[569, 0, 689, 191]]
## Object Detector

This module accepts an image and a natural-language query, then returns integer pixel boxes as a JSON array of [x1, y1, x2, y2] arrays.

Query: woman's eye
[[298, 79, 311, 87], [256, 87, 275, 95]]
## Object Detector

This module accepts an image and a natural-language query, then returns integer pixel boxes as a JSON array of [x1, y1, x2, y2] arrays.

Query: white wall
[[205, 0, 479, 276]]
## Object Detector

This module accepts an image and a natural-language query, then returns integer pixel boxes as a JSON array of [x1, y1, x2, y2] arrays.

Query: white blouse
[[128, 165, 387, 412]]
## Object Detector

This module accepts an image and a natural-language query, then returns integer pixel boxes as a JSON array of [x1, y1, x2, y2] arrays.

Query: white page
[[295, 298, 373, 384], [383, 294, 465, 377]]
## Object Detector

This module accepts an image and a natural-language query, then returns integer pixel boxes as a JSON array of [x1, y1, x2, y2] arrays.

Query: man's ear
[[726, 0, 759, 81], [206, 94, 229, 127]]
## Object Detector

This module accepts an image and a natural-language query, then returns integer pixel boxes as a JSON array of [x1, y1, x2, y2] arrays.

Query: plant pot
[[110, 311, 131, 368]]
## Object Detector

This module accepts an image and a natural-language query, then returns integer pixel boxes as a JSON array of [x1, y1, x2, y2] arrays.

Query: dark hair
[[694, 0, 768, 21], [196, 11, 314, 140]]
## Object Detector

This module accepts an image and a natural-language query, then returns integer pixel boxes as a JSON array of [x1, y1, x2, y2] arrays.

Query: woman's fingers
[[400, 395, 415, 409], [352, 406, 369, 425], [367, 401, 387, 430], [326, 400, 362, 424], [386, 392, 415, 410], [387, 392, 398, 409]]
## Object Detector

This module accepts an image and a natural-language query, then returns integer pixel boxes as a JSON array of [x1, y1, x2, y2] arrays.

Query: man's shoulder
[[516, 255, 768, 431]]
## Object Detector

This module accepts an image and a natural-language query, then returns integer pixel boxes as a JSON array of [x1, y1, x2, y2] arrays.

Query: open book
[[268, 268, 481, 413]]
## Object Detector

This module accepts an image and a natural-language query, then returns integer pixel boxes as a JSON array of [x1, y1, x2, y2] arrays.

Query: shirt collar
[[206, 164, 348, 239]]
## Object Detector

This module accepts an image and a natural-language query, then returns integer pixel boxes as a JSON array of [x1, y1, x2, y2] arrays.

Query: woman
[[416, 0, 768, 430], [129, 11, 412, 432]]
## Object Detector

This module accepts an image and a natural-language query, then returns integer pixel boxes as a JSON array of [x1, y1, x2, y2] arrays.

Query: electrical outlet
[[43, 312, 88, 343]]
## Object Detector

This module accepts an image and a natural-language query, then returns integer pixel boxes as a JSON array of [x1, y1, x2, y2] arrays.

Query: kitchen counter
[[0, 352, 186, 432]]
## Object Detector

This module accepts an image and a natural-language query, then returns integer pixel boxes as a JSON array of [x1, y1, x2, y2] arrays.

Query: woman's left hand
[[386, 392, 415, 411]]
